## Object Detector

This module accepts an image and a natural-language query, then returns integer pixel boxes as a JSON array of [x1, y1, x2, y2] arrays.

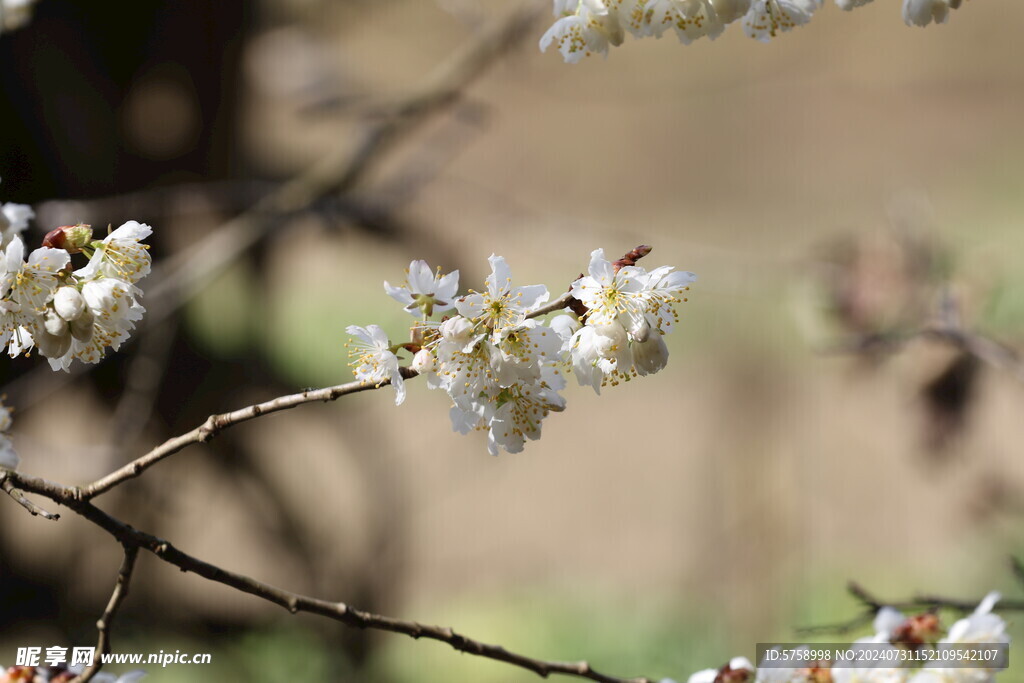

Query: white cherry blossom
[[742, 0, 817, 41], [384, 259, 459, 318], [345, 324, 406, 405], [645, 0, 727, 43], [539, 0, 625, 63], [77, 220, 152, 284], [455, 254, 548, 343], [570, 248, 649, 335]]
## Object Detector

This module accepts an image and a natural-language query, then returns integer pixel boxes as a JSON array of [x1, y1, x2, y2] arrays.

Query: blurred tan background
[[4, 0, 1024, 681]]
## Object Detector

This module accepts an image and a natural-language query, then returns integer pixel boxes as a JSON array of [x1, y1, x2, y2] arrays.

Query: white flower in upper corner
[[540, 0, 625, 63], [742, 0, 817, 41], [455, 255, 548, 343], [902, 0, 957, 26], [384, 260, 459, 318], [345, 324, 406, 405], [0, 202, 32, 247], [644, 0, 727, 44], [0, 0, 39, 32], [76, 220, 152, 284]]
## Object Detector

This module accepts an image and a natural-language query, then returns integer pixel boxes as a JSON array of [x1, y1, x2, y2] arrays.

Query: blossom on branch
[[345, 324, 407, 405], [541, 0, 970, 61], [345, 245, 695, 455], [0, 219, 154, 371], [384, 259, 459, 318]]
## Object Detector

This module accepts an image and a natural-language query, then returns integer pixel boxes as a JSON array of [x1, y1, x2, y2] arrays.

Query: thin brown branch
[[528, 292, 575, 319], [83, 243, 641, 499], [0, 470, 59, 520], [75, 544, 140, 683], [4, 475, 653, 683], [82, 370, 416, 500]]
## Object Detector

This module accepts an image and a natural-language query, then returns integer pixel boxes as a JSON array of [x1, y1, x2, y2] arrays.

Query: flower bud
[[411, 348, 435, 374], [439, 316, 475, 343], [42, 224, 93, 253], [53, 286, 86, 321], [632, 333, 669, 376]]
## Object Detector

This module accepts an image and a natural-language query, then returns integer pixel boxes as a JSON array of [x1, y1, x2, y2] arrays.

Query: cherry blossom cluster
[[0, 202, 152, 373], [345, 246, 696, 455], [540, 0, 970, 62], [674, 592, 1009, 683]]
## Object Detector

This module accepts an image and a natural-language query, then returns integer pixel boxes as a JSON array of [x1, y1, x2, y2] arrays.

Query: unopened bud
[[440, 316, 475, 343], [411, 349, 435, 374], [42, 224, 93, 253], [53, 286, 86, 321], [632, 333, 669, 376]]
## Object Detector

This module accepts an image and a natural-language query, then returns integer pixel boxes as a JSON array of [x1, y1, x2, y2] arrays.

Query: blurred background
[[2, 0, 1024, 680]]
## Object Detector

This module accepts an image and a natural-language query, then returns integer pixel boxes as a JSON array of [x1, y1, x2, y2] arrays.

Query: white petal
[[485, 254, 513, 297]]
